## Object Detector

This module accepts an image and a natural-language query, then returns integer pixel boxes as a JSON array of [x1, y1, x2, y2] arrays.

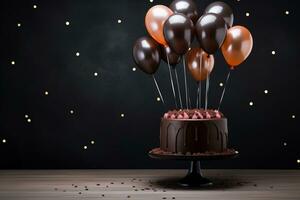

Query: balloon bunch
[[133, 0, 253, 110]]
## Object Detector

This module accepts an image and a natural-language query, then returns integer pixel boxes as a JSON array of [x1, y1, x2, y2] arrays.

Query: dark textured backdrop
[[0, 0, 299, 169]]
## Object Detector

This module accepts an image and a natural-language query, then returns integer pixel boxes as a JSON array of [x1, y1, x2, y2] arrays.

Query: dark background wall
[[0, 0, 299, 169]]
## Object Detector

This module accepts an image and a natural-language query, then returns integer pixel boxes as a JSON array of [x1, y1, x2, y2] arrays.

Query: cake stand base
[[149, 148, 239, 187], [179, 161, 212, 187]]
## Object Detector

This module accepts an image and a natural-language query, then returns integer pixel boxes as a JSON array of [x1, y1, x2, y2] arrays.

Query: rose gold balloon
[[186, 47, 214, 81], [145, 5, 173, 45], [221, 25, 253, 69]]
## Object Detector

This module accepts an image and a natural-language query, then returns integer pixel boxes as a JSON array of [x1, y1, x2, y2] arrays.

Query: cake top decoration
[[163, 109, 223, 120]]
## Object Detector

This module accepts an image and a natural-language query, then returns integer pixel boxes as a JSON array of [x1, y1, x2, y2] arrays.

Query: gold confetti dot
[[283, 142, 287, 146]]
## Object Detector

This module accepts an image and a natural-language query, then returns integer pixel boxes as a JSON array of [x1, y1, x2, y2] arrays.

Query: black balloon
[[195, 13, 227, 54], [163, 13, 194, 55], [161, 46, 181, 67], [132, 36, 161, 74], [169, 0, 199, 23], [204, 1, 234, 27]]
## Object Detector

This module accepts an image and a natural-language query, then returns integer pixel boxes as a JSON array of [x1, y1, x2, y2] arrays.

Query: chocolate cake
[[160, 109, 228, 154]]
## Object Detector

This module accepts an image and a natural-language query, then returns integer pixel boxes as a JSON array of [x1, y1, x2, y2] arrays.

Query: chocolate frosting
[[160, 118, 228, 153]]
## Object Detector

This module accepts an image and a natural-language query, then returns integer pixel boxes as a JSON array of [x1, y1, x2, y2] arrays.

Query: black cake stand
[[149, 148, 239, 187]]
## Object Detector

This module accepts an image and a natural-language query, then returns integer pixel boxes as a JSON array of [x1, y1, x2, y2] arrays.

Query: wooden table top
[[0, 170, 299, 200]]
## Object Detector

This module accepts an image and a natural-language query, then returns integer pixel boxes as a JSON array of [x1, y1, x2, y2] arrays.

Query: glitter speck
[[25, 115, 29, 118], [2, 139, 6, 143], [70, 110, 74, 114], [297, 159, 300, 164], [33, 5, 37, 9], [249, 101, 254, 106], [246, 12, 250, 17], [94, 72, 98, 76], [264, 90, 268, 94], [285, 10, 289, 15], [149, 0, 154, 2], [283, 142, 287, 146], [219, 82, 224, 87], [44, 91, 49, 95], [121, 113, 125, 118], [91, 141, 95, 145], [132, 67, 136, 71], [65, 21, 70, 26], [11, 61, 15, 65], [84, 146, 88, 150], [271, 51, 276, 55], [156, 97, 161, 102], [292, 115, 296, 119], [17, 23, 21, 27], [27, 118, 32, 123], [75, 52, 80, 57], [117, 19, 122, 24]]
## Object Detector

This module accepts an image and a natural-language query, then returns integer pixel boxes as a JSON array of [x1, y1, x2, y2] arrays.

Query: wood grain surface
[[0, 170, 299, 199]]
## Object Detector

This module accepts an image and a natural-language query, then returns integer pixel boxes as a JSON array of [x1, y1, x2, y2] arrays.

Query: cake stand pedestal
[[149, 148, 239, 187]]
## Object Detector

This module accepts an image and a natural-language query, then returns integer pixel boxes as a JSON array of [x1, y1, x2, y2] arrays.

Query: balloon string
[[199, 53, 202, 109], [174, 68, 183, 109], [205, 75, 210, 110], [218, 70, 231, 111], [166, 51, 178, 108], [152, 75, 165, 105], [198, 81, 201, 109], [182, 55, 189, 109]]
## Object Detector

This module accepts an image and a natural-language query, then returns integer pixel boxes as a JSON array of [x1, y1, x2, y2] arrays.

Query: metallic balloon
[[145, 5, 173, 45], [161, 45, 181, 67], [186, 47, 214, 81], [132, 36, 161, 74], [163, 13, 194, 55], [204, 1, 234, 27], [169, 0, 199, 23], [195, 13, 227, 54], [221, 26, 253, 68]]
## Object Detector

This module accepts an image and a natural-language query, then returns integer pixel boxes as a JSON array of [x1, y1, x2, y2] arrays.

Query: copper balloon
[[186, 48, 214, 81], [145, 5, 173, 45], [161, 45, 181, 67], [221, 26, 253, 68]]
